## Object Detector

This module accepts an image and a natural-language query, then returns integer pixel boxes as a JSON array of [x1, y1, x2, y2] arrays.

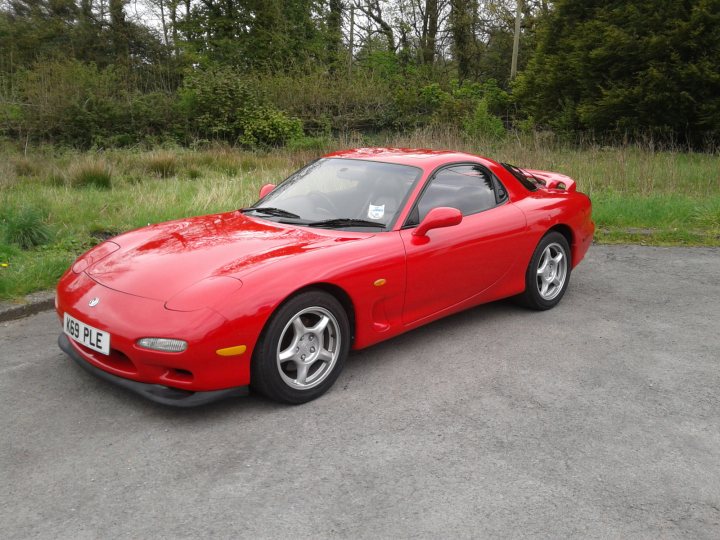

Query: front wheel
[[251, 290, 350, 404], [519, 231, 572, 310]]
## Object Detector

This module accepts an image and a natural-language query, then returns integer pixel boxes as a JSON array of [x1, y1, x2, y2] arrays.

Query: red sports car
[[57, 148, 594, 406]]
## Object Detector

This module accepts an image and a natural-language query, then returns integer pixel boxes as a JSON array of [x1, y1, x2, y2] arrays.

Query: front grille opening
[[108, 349, 135, 371], [165, 368, 194, 383], [76, 342, 137, 374]]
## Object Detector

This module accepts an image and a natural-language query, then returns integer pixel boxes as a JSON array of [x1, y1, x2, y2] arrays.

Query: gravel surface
[[1, 245, 719, 539]]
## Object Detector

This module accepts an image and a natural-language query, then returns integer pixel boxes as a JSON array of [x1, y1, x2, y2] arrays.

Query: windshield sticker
[[368, 204, 385, 220]]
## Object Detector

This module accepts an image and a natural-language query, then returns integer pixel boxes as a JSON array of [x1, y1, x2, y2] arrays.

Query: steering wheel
[[309, 191, 339, 217]]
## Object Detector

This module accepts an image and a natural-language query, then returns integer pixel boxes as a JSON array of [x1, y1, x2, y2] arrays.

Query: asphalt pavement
[[1, 245, 719, 539]]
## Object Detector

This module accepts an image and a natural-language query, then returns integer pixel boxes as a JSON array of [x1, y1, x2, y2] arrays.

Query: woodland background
[[2, 0, 719, 149]]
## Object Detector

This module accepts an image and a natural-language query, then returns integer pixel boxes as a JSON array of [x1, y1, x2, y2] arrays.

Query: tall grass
[[1, 206, 51, 249], [67, 158, 113, 189], [391, 128, 720, 198], [0, 137, 718, 300], [144, 151, 179, 178]]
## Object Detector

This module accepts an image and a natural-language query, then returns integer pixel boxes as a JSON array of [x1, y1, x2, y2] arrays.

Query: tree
[[355, 0, 397, 51], [179, 0, 324, 71], [514, 0, 720, 145], [449, 0, 476, 80], [420, 0, 440, 65], [510, 0, 522, 78], [327, 0, 344, 68], [109, 0, 129, 63]]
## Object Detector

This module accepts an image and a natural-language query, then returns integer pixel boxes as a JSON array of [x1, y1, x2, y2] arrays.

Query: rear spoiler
[[520, 168, 577, 193]]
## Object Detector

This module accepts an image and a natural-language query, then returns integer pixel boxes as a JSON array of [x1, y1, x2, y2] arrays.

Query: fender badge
[[88, 297, 100, 307]]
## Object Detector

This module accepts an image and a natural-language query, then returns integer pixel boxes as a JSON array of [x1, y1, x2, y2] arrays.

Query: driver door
[[400, 164, 527, 324]]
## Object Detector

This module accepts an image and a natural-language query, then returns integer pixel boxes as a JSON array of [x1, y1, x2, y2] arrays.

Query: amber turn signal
[[216, 345, 247, 357]]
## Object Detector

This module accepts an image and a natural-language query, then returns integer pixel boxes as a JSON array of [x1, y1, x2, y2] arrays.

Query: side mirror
[[412, 207, 463, 237], [259, 183, 276, 198]]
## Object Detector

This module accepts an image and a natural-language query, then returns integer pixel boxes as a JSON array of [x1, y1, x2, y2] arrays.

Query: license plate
[[64, 313, 111, 355]]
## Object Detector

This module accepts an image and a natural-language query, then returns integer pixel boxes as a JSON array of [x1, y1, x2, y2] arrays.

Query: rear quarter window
[[501, 163, 538, 192]]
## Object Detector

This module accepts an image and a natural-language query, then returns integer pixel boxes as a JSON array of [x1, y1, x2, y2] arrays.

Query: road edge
[[0, 291, 55, 323]]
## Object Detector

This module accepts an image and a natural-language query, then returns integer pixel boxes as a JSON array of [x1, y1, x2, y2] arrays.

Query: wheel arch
[[547, 223, 574, 263], [548, 223, 573, 245], [269, 282, 356, 346], [546, 223, 582, 268]]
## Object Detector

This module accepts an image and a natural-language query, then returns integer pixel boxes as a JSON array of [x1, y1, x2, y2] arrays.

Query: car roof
[[323, 147, 499, 172]]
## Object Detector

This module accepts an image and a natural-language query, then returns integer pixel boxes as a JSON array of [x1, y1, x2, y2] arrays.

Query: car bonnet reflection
[[86, 212, 368, 301]]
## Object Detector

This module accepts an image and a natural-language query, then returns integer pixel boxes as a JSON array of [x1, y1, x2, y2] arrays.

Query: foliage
[[0, 0, 718, 149], [236, 107, 303, 148], [0, 0, 173, 72], [391, 79, 509, 131], [0, 242, 20, 263], [252, 70, 395, 133], [179, 67, 303, 147], [15, 60, 121, 147], [463, 99, 507, 140], [180, 0, 326, 71], [1, 206, 51, 249], [514, 0, 720, 146], [5, 59, 182, 148]]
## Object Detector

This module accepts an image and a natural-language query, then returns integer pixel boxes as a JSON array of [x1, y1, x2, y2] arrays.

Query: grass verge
[[1, 135, 718, 300]]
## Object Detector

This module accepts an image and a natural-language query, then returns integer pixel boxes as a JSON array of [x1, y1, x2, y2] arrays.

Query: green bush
[[253, 71, 395, 133], [8, 60, 185, 148], [179, 66, 304, 147], [391, 79, 511, 131], [127, 92, 184, 143], [479, 79, 511, 117], [237, 107, 304, 148], [286, 136, 333, 152], [0, 94, 25, 139], [463, 99, 506, 140], [1, 206, 51, 249], [17, 60, 122, 148]]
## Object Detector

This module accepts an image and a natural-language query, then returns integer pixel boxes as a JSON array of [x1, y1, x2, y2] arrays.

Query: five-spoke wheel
[[535, 242, 568, 301], [520, 231, 572, 310], [251, 291, 350, 403], [276, 307, 341, 390]]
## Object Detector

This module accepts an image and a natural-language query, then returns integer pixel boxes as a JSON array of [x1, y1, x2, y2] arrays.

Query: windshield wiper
[[241, 207, 301, 219], [307, 218, 385, 229]]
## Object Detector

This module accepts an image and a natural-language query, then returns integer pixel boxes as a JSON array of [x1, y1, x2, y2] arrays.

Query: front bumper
[[59, 334, 248, 407], [56, 270, 257, 392]]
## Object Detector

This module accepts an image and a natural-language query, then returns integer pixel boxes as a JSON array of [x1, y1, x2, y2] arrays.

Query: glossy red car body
[[56, 148, 594, 404]]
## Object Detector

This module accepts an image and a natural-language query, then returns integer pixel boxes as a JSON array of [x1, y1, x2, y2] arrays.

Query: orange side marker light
[[216, 345, 247, 357]]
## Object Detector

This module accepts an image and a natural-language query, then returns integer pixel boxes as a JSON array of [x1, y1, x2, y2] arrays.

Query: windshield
[[247, 158, 422, 230]]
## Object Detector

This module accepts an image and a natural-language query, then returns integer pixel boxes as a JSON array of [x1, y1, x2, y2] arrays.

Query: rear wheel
[[251, 290, 350, 404], [520, 231, 571, 310]]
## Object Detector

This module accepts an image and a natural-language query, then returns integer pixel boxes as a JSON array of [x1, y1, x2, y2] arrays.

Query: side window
[[407, 165, 500, 226]]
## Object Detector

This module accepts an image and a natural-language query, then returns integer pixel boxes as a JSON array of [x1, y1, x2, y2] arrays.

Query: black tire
[[519, 231, 572, 310], [251, 290, 350, 404]]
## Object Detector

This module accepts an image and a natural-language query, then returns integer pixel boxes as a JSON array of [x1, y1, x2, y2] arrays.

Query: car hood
[[86, 211, 370, 301]]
